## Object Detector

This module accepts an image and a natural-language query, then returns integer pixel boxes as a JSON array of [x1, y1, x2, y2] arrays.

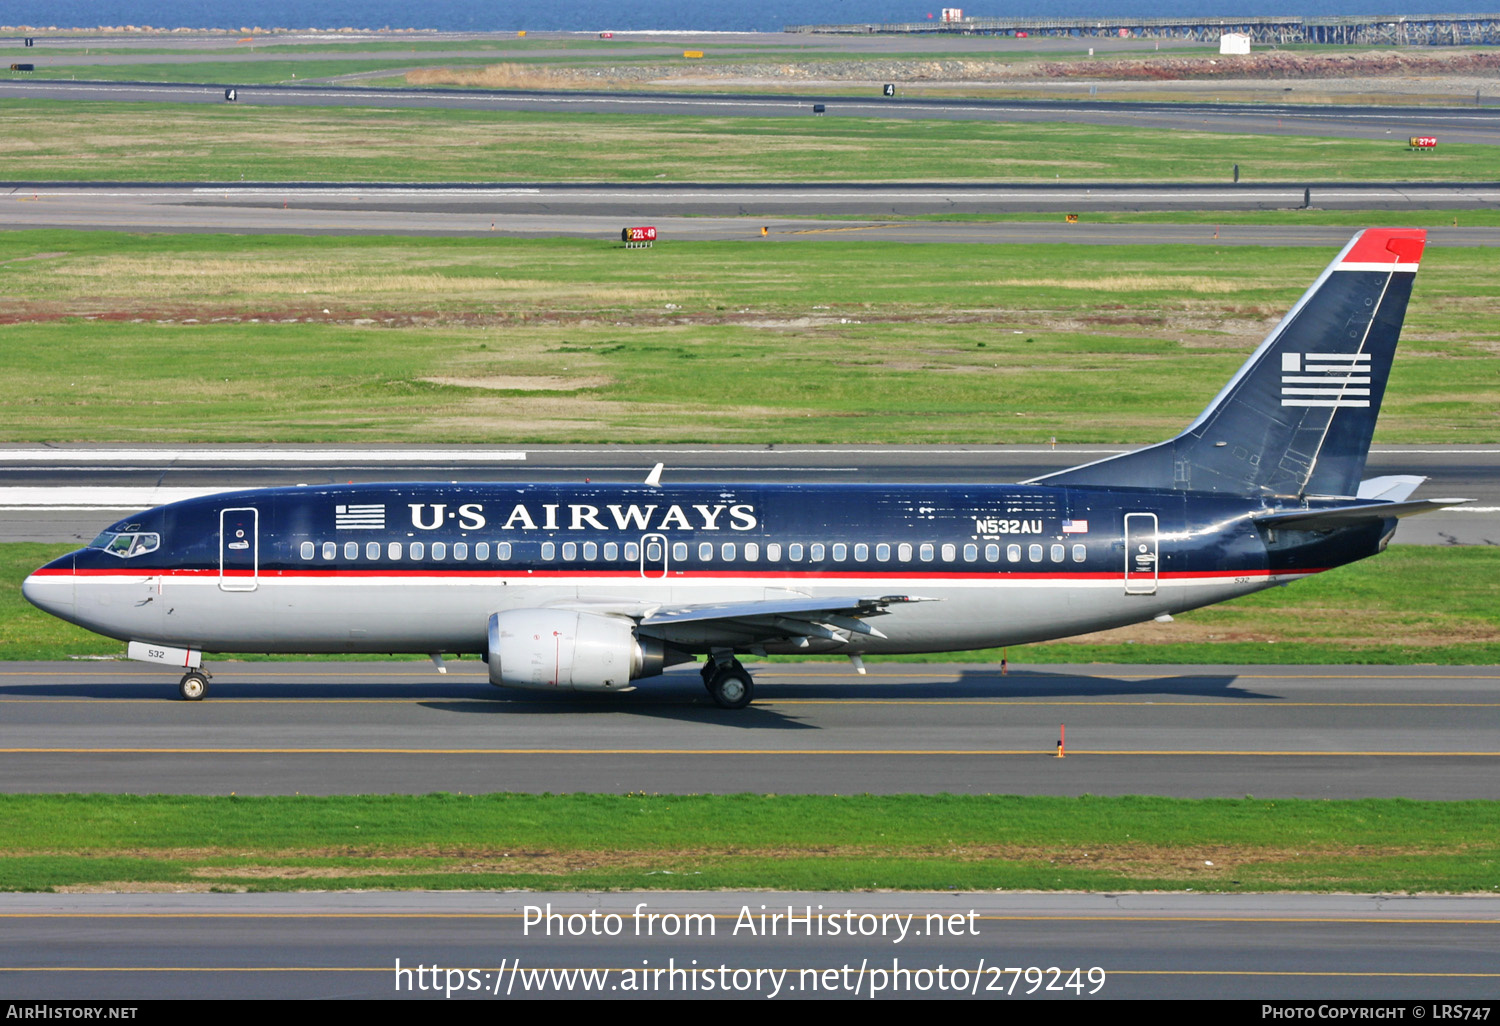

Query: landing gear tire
[[179, 671, 208, 701], [707, 665, 754, 710]]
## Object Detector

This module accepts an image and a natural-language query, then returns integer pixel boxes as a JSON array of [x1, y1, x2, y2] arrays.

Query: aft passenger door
[[1124, 512, 1158, 595], [219, 507, 259, 592]]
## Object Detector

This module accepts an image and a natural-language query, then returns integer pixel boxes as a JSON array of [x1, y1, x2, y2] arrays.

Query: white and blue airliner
[[23, 229, 1465, 708]]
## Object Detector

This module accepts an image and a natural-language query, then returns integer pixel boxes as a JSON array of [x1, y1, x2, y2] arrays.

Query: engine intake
[[487, 609, 677, 691]]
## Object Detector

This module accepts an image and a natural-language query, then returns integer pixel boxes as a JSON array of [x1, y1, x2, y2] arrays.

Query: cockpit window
[[91, 532, 161, 559]]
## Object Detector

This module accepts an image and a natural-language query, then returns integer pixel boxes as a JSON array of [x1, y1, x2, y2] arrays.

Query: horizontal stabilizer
[[1356, 475, 1425, 502], [1253, 497, 1470, 531]]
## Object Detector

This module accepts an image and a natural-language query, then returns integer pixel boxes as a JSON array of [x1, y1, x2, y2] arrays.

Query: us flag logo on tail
[[335, 503, 385, 530], [1280, 352, 1372, 408]]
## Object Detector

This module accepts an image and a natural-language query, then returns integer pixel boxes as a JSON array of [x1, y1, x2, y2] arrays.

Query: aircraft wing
[[639, 594, 941, 646], [549, 594, 937, 647], [1252, 498, 1470, 531]]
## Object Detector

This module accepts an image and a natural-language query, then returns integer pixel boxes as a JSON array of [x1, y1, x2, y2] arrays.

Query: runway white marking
[[0, 449, 526, 462]]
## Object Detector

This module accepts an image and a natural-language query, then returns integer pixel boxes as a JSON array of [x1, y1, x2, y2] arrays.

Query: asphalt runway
[[3, 891, 1496, 1000], [1, 444, 1491, 545], [7, 78, 1500, 144], [9, 183, 1500, 237], [3, 661, 1498, 799]]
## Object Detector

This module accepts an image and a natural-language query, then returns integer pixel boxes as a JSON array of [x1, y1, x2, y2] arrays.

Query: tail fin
[[1033, 228, 1425, 498]]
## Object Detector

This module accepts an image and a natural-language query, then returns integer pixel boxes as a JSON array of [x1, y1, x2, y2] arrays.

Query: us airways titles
[[384, 502, 761, 533]]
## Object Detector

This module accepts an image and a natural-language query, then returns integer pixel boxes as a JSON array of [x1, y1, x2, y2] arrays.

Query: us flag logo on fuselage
[[1280, 352, 1372, 408], [335, 503, 386, 530]]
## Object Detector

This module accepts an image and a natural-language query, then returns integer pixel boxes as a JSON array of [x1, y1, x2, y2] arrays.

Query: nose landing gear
[[178, 669, 211, 701]]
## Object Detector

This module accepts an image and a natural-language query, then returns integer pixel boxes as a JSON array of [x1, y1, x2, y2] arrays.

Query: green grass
[[0, 232, 1495, 444], [0, 38, 673, 58], [3, 98, 1496, 183], [0, 793, 1494, 892], [7, 545, 1497, 664], [10, 57, 518, 85], [900, 209, 1500, 227]]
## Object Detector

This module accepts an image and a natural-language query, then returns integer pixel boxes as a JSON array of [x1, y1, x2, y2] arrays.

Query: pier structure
[[786, 12, 1500, 45]]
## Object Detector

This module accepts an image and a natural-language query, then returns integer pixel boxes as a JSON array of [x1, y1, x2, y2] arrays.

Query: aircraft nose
[[22, 555, 75, 620]]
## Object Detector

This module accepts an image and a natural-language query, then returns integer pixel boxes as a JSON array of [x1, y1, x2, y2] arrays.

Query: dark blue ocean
[[0, 1, 1470, 33]]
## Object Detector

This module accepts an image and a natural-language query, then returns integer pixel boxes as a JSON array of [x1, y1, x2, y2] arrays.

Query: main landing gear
[[178, 669, 211, 701], [701, 658, 754, 710]]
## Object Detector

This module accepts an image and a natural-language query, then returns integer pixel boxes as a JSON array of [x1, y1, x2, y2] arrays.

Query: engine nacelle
[[487, 609, 671, 691]]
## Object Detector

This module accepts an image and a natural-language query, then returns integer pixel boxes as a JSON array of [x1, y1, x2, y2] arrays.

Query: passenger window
[[964, 544, 977, 561], [810, 543, 826, 561], [623, 542, 638, 561], [583, 542, 597, 560], [322, 542, 336, 560], [854, 543, 868, 562], [788, 544, 804, 561], [672, 542, 687, 561], [898, 543, 912, 561], [497, 542, 512, 561], [410, 541, 425, 560], [920, 543, 934, 562], [388, 542, 402, 560], [541, 542, 555, 560], [721, 542, 735, 561], [699, 542, 713, 561], [475, 542, 490, 560], [562, 542, 577, 560], [985, 543, 999, 562], [877, 543, 891, 561], [1028, 544, 1042, 562], [766, 542, 782, 561], [832, 543, 847, 561], [345, 541, 358, 560], [1007, 544, 1020, 562], [432, 542, 447, 560], [941, 543, 956, 562], [366, 541, 380, 561], [1051, 544, 1064, 562], [454, 542, 468, 560], [604, 542, 618, 560], [744, 542, 759, 561], [300, 542, 315, 560], [1073, 543, 1087, 563]]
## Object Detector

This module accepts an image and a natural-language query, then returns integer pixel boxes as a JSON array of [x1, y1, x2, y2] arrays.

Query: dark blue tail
[[1033, 228, 1426, 499]]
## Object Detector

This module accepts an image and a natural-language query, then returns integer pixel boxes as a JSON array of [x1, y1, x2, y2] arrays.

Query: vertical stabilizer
[[1032, 229, 1425, 498]]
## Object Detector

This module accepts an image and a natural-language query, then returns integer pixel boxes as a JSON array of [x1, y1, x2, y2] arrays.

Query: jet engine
[[487, 609, 680, 691]]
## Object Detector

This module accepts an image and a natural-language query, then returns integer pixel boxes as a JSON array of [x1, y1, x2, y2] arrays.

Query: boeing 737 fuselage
[[22, 229, 1466, 708]]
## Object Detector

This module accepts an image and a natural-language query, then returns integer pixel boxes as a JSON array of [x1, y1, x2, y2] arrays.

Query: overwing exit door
[[640, 532, 668, 579]]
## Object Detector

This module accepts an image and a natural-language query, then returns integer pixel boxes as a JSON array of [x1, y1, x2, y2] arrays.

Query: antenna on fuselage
[[644, 462, 664, 487]]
